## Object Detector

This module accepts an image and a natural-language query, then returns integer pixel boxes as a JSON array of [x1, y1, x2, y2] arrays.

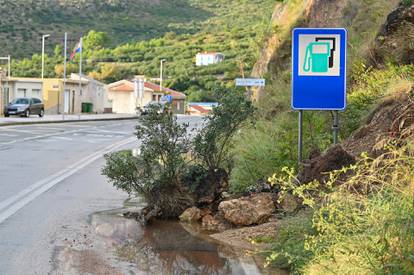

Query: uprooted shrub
[[103, 89, 255, 219], [102, 104, 194, 218]]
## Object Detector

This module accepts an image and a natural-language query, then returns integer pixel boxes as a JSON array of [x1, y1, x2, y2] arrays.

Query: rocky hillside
[[0, 0, 208, 57], [251, 0, 402, 101]]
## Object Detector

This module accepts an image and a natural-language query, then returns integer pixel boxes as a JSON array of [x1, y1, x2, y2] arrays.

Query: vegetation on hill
[[10, 0, 276, 101], [0, 0, 210, 57]]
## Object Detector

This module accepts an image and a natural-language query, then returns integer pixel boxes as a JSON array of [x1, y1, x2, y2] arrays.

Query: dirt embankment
[[372, 3, 414, 65]]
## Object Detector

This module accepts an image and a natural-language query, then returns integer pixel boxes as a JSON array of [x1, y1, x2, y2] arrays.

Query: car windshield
[[11, 98, 29, 105]]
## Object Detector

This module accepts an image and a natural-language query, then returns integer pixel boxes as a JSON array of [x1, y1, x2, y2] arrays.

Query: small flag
[[69, 39, 82, 61]]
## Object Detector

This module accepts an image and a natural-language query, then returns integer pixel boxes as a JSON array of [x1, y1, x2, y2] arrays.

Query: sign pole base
[[333, 110, 339, 144]]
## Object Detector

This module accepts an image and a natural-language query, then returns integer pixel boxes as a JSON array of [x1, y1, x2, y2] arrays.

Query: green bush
[[264, 140, 414, 274], [262, 211, 314, 272], [229, 115, 297, 194], [193, 88, 254, 173], [102, 104, 194, 217]]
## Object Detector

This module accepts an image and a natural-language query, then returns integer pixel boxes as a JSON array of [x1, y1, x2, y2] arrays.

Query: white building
[[70, 74, 112, 113], [196, 52, 225, 66], [107, 78, 186, 115], [1, 77, 43, 104]]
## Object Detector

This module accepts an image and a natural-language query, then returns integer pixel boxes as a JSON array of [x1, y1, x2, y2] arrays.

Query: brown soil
[[343, 91, 414, 157], [209, 221, 278, 251]]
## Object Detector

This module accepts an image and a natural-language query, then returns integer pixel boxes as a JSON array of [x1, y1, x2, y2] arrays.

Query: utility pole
[[41, 34, 50, 79], [62, 33, 67, 120], [160, 59, 166, 93]]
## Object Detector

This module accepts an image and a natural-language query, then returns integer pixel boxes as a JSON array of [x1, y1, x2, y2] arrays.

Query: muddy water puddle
[[53, 201, 285, 275]]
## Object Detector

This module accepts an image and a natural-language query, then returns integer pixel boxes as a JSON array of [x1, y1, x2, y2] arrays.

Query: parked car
[[4, 98, 45, 118]]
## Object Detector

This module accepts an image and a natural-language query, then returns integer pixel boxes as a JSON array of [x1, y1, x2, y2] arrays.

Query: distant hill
[[0, 0, 210, 57], [11, 0, 276, 101]]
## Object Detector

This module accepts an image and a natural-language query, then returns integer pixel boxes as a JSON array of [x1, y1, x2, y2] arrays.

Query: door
[[64, 90, 70, 114]]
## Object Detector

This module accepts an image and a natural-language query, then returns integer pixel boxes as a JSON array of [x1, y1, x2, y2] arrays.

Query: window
[[17, 88, 27, 98], [33, 98, 42, 104], [32, 89, 41, 99], [11, 98, 29, 104]]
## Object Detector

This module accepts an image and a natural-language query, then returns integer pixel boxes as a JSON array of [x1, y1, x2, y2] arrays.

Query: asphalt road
[[0, 116, 203, 274]]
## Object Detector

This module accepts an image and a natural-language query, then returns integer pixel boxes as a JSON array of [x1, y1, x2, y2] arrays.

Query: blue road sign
[[292, 28, 347, 110], [161, 95, 173, 103]]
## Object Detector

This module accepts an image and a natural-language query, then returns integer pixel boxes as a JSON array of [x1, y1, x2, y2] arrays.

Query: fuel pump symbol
[[303, 37, 336, 73]]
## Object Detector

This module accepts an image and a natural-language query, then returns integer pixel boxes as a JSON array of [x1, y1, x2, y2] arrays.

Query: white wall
[[108, 91, 136, 114], [11, 81, 43, 101]]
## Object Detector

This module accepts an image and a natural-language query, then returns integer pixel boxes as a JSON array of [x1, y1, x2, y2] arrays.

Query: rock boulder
[[179, 207, 202, 223], [218, 193, 275, 226]]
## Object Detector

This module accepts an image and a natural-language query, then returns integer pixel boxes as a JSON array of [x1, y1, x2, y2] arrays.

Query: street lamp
[[160, 59, 166, 93], [41, 34, 50, 79]]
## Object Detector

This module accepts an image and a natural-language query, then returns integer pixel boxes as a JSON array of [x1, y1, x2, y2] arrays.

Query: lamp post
[[160, 59, 166, 93], [41, 34, 50, 79]]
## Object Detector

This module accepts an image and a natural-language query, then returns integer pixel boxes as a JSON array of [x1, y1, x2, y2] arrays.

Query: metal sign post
[[292, 28, 347, 164], [333, 111, 339, 144], [298, 110, 304, 162]]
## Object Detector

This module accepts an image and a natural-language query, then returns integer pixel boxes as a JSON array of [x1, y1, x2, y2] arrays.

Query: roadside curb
[[0, 116, 139, 127]]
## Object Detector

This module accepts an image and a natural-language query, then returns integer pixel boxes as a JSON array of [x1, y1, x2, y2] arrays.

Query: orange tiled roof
[[109, 79, 186, 99], [110, 82, 134, 92], [190, 105, 210, 114]]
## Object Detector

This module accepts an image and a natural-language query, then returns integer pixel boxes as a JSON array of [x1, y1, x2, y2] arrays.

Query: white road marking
[[50, 136, 73, 141], [0, 133, 18, 137], [0, 128, 35, 134], [94, 129, 130, 135], [0, 136, 135, 225], [29, 127, 67, 131]]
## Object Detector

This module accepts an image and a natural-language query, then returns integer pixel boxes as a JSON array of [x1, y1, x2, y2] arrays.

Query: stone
[[179, 207, 202, 223], [201, 214, 221, 231], [199, 208, 212, 218], [279, 193, 298, 213], [218, 193, 276, 226]]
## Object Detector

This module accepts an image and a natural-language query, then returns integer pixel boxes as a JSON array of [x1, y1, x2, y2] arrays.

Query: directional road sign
[[235, 78, 266, 87]]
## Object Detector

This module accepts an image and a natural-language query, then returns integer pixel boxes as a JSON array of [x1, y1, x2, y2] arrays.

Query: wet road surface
[[0, 117, 203, 274]]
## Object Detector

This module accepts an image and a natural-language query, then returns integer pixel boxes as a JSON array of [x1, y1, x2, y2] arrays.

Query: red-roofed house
[[108, 78, 186, 114], [188, 105, 210, 115]]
